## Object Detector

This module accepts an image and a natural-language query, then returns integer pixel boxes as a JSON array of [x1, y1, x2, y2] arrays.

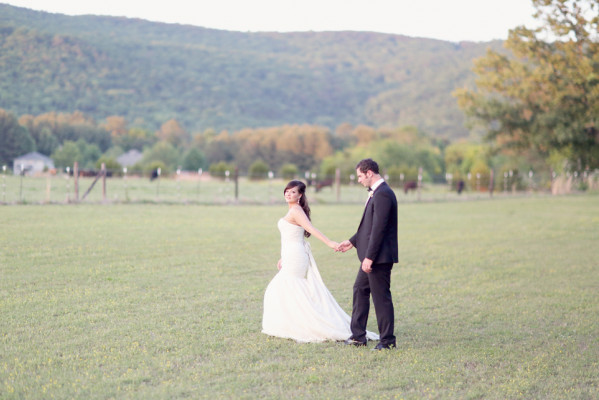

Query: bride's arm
[[289, 206, 338, 249]]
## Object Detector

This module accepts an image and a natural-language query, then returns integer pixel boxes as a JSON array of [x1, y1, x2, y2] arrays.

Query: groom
[[338, 158, 398, 350]]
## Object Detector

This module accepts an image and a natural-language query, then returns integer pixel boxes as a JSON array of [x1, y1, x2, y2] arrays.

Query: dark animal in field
[[150, 169, 160, 181], [457, 180, 465, 194], [79, 169, 112, 178], [79, 169, 97, 177], [315, 179, 334, 192], [403, 180, 418, 194]]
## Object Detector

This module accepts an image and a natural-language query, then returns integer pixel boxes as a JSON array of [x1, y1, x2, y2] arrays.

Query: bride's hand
[[337, 240, 353, 252], [277, 259, 282, 270], [329, 241, 339, 250]]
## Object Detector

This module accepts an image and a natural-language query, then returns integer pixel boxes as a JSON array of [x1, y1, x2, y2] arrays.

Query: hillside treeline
[[0, 4, 501, 138], [6, 103, 560, 193], [0, 108, 448, 181]]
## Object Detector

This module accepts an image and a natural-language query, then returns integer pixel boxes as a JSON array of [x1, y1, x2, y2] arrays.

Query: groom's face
[[356, 169, 373, 188]]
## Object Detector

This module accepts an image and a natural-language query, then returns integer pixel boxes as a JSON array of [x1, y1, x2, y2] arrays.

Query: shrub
[[182, 148, 205, 171], [248, 160, 270, 180], [279, 163, 298, 180], [209, 161, 235, 179], [145, 161, 167, 177], [95, 156, 123, 176]]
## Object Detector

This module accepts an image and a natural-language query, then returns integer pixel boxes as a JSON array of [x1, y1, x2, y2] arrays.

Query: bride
[[262, 180, 379, 343]]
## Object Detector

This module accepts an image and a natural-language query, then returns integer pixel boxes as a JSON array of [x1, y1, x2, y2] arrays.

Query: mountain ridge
[[0, 3, 503, 138]]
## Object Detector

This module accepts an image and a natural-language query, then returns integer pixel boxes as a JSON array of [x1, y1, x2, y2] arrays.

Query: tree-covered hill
[[0, 3, 502, 138]]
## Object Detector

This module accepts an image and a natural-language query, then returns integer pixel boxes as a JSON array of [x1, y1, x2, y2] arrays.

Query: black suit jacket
[[349, 182, 398, 264]]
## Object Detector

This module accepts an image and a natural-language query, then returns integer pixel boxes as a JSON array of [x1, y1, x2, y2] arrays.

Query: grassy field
[[1, 195, 598, 399]]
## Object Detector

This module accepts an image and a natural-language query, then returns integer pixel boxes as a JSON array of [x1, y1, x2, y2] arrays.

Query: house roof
[[117, 149, 143, 167], [14, 152, 53, 163]]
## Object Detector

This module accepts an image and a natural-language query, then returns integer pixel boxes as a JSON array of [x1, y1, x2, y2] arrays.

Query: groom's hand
[[336, 240, 353, 252], [361, 258, 373, 273]]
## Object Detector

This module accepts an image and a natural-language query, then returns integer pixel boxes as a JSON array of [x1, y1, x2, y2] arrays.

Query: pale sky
[[2, 0, 539, 42]]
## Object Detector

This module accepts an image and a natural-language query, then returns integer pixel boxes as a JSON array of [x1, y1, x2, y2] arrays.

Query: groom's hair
[[356, 158, 379, 174]]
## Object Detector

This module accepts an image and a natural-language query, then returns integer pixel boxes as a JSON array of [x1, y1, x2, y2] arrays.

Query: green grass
[[1, 195, 598, 399]]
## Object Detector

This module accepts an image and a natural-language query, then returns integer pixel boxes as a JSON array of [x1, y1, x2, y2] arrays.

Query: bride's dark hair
[[284, 180, 311, 238]]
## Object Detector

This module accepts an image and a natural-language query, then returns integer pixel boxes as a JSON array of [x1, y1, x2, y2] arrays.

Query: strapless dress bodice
[[278, 218, 309, 278]]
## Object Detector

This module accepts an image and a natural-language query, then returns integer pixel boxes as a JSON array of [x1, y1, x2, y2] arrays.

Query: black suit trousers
[[351, 262, 396, 345]]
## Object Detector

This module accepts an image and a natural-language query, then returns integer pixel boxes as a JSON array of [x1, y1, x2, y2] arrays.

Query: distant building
[[13, 152, 55, 176], [117, 149, 143, 168]]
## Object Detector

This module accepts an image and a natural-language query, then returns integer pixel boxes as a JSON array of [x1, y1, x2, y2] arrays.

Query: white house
[[116, 149, 143, 168], [13, 152, 55, 176]]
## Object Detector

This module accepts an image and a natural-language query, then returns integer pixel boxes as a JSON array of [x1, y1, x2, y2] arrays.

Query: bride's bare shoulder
[[290, 205, 308, 217], [285, 205, 305, 224]]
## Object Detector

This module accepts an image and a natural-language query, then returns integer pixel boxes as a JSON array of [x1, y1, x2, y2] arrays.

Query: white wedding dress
[[262, 218, 379, 343]]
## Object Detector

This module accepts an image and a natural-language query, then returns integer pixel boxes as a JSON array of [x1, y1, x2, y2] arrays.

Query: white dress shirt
[[366, 178, 385, 205]]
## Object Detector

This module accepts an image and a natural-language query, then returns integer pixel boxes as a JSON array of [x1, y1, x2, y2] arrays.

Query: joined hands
[[332, 241, 371, 273], [335, 240, 353, 253]]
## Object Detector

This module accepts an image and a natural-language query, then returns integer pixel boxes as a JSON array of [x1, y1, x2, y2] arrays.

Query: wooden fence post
[[101, 163, 106, 203], [417, 167, 423, 201], [335, 168, 341, 203], [73, 161, 79, 202], [234, 167, 239, 203]]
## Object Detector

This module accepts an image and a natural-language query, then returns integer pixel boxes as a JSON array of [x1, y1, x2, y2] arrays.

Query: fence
[[1, 166, 598, 205]]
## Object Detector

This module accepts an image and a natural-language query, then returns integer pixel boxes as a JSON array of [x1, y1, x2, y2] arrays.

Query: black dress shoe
[[372, 342, 396, 351], [344, 338, 367, 347]]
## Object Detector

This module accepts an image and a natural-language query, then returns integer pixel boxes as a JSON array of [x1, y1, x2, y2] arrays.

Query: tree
[[279, 163, 299, 180], [18, 111, 112, 153], [204, 131, 237, 166], [454, 0, 599, 170], [18, 113, 59, 156], [35, 126, 60, 156], [156, 119, 189, 147], [248, 159, 270, 180], [103, 116, 128, 139], [334, 122, 356, 149], [369, 138, 444, 181], [95, 156, 122, 175], [77, 140, 102, 169], [0, 109, 35, 167], [353, 125, 377, 147], [141, 141, 180, 174], [209, 161, 235, 179], [444, 141, 489, 178], [182, 148, 206, 171], [115, 127, 156, 151], [319, 146, 370, 183], [51, 141, 81, 169], [18, 114, 59, 155]]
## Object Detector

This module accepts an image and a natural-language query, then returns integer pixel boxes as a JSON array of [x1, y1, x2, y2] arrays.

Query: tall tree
[[454, 0, 599, 170], [51, 141, 81, 169], [102, 116, 129, 139], [156, 119, 189, 148], [141, 141, 180, 173], [0, 109, 35, 167]]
